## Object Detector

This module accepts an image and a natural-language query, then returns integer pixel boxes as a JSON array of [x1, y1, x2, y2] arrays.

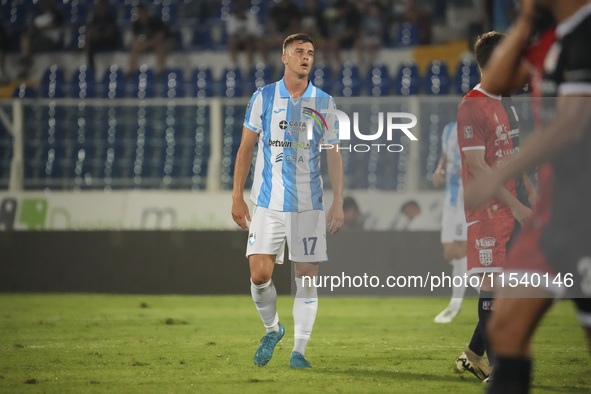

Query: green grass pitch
[[0, 294, 589, 393]]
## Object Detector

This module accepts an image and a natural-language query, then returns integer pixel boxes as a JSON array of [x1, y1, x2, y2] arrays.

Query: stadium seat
[[246, 63, 272, 94], [159, 67, 185, 98], [99, 65, 126, 99], [71, 65, 96, 99], [190, 27, 213, 50], [39, 65, 66, 98], [129, 65, 156, 99], [454, 58, 480, 95], [333, 62, 361, 97], [189, 66, 214, 98], [309, 63, 332, 94], [393, 62, 420, 96], [12, 84, 37, 98], [222, 65, 243, 97], [395, 23, 419, 47], [423, 60, 450, 95], [364, 63, 390, 97]]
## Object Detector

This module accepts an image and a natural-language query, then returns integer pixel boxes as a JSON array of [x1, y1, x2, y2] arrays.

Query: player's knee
[[250, 271, 272, 285]]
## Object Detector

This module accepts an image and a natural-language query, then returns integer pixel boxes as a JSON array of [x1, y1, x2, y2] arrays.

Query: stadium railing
[[0, 96, 491, 194]]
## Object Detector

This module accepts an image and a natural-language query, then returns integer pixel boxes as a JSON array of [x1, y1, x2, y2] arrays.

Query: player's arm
[[432, 153, 447, 188], [481, 2, 535, 94], [325, 145, 344, 234], [467, 96, 591, 209], [522, 173, 539, 208], [231, 126, 258, 230], [463, 149, 532, 226]]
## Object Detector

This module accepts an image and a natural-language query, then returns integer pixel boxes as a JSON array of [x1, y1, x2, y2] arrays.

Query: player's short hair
[[343, 196, 359, 213], [282, 33, 314, 54], [474, 31, 506, 69], [400, 200, 419, 212]]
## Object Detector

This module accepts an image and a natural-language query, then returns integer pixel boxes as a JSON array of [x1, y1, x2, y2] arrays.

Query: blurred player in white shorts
[[232, 33, 344, 369], [432, 121, 469, 323]]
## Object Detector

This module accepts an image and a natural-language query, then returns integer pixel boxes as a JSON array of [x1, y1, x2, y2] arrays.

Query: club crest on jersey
[[479, 249, 493, 266], [464, 125, 473, 138], [248, 232, 256, 246]]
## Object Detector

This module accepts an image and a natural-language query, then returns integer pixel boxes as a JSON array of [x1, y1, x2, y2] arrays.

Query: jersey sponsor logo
[[475, 237, 496, 249], [278, 120, 308, 133], [464, 125, 473, 138], [479, 249, 493, 266], [268, 139, 310, 149], [494, 124, 510, 146], [275, 153, 304, 163], [481, 300, 495, 310], [248, 232, 256, 246], [495, 148, 516, 158], [303, 107, 328, 131]]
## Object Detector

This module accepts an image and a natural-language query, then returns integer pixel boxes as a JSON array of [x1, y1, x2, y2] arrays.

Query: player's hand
[[432, 170, 445, 188], [231, 198, 251, 230], [510, 202, 533, 227], [327, 203, 344, 234]]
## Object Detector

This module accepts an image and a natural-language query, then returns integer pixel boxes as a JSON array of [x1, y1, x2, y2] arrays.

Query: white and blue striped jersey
[[243, 78, 339, 212], [441, 122, 463, 207]]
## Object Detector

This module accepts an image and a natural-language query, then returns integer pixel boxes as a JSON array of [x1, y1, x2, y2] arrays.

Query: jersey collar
[[556, 2, 591, 38], [279, 77, 314, 101], [474, 84, 501, 100]]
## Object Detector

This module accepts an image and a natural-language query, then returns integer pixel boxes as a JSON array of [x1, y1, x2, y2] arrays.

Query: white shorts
[[440, 202, 467, 243], [246, 206, 327, 264]]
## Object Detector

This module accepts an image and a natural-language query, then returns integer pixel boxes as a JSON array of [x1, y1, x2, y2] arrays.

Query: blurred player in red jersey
[[465, 1, 591, 392], [453, 31, 537, 382]]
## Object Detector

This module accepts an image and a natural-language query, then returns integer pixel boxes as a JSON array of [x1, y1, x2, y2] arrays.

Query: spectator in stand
[[84, 0, 119, 70], [267, 0, 301, 50], [128, 3, 175, 77], [327, 0, 359, 66], [342, 196, 365, 231], [301, 0, 330, 64], [404, 0, 433, 45], [398, 200, 440, 231], [356, 1, 385, 68], [18, 0, 64, 79], [226, 0, 267, 67]]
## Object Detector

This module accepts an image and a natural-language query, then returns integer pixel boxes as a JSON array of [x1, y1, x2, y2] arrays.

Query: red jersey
[[457, 86, 517, 222]]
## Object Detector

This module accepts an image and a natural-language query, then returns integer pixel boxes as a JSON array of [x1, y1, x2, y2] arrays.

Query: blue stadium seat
[[454, 58, 480, 95], [364, 63, 390, 96], [395, 23, 419, 47], [129, 65, 156, 99], [39, 65, 66, 98], [423, 60, 450, 95], [99, 65, 126, 98], [71, 65, 96, 98], [309, 63, 332, 94], [222, 65, 243, 97], [2, 1, 27, 29], [69, 24, 86, 51], [159, 67, 185, 98], [393, 62, 420, 95], [191, 27, 213, 50], [12, 84, 37, 98], [333, 62, 361, 97], [189, 66, 214, 97], [246, 63, 272, 94]]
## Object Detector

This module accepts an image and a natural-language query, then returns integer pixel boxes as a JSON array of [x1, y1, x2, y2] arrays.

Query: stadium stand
[[0, 0, 490, 192]]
